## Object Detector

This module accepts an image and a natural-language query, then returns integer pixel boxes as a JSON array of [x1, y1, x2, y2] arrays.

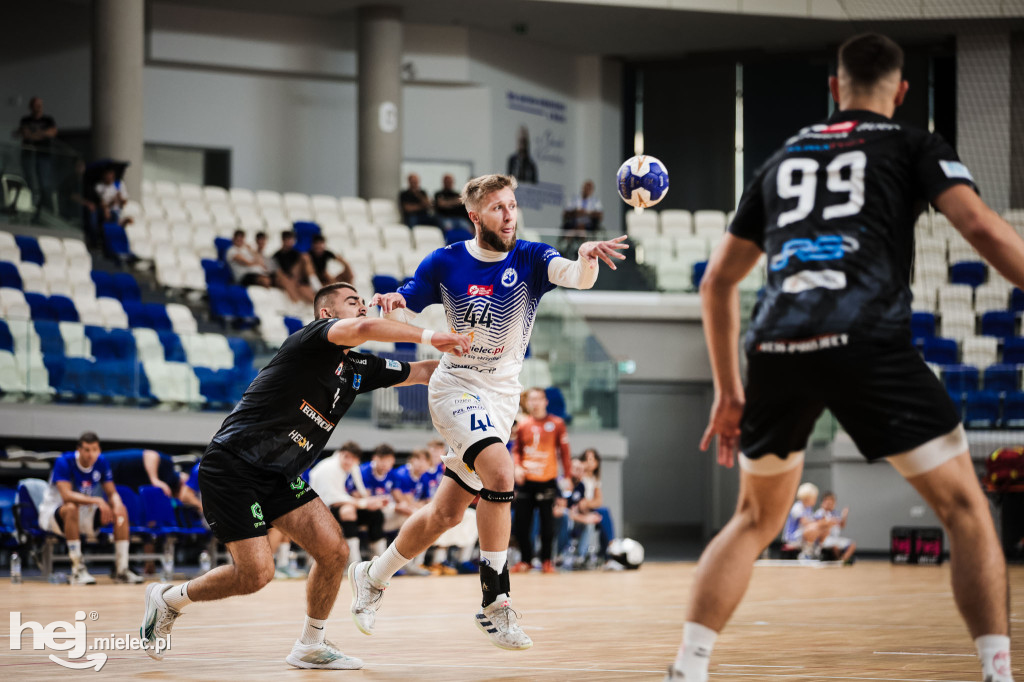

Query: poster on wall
[[504, 90, 567, 230]]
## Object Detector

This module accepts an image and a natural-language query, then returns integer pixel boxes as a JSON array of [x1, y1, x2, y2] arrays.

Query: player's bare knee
[[433, 503, 465, 530], [309, 532, 347, 566], [61, 502, 78, 516]]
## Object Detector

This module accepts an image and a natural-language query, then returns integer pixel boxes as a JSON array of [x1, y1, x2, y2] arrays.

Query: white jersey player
[[349, 173, 627, 650]]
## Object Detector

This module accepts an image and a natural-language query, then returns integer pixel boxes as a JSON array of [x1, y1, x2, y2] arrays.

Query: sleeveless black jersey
[[211, 318, 410, 479], [729, 109, 977, 353]]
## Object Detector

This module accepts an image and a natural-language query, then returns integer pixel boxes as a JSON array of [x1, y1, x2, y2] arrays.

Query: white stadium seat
[[962, 336, 998, 368], [659, 210, 693, 237], [693, 210, 727, 237]]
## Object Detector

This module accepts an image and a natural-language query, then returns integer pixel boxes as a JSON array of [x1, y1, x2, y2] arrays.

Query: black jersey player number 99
[[776, 150, 866, 228]]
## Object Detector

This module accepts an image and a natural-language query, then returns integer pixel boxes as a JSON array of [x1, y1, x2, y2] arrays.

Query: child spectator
[[783, 482, 832, 559], [814, 491, 856, 564]]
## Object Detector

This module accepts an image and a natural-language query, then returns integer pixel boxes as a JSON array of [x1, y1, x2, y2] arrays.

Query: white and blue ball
[[616, 155, 669, 209]]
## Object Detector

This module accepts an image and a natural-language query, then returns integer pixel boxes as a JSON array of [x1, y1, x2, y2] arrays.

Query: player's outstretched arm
[[393, 360, 439, 387], [547, 235, 629, 290], [327, 317, 471, 354], [699, 234, 762, 468], [936, 185, 1024, 290]]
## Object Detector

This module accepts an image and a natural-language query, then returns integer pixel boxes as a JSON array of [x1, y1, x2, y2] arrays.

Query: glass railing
[[0, 140, 85, 230]]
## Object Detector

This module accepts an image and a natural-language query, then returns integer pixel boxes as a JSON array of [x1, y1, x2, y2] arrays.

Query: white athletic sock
[[162, 582, 192, 611], [67, 540, 82, 568], [115, 540, 129, 573], [369, 538, 387, 559], [976, 634, 1014, 682], [369, 544, 410, 583], [275, 542, 290, 569], [346, 537, 360, 565], [480, 549, 507, 571], [299, 615, 327, 646], [672, 622, 717, 681]]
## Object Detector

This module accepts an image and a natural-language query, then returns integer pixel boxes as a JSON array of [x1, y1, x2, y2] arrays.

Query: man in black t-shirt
[[434, 174, 472, 232], [271, 230, 315, 303], [14, 96, 57, 215], [668, 34, 1018, 682], [307, 234, 354, 286], [399, 173, 434, 227], [139, 282, 470, 670]]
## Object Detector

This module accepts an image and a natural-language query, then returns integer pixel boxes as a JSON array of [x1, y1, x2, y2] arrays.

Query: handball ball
[[607, 538, 645, 569], [617, 155, 669, 209]]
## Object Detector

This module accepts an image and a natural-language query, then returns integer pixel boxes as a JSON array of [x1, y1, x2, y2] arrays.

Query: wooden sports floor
[[2, 561, 1022, 681]]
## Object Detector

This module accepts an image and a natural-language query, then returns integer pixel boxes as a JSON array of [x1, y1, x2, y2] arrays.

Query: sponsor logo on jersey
[[543, 248, 560, 261], [300, 400, 335, 431], [288, 430, 314, 451], [385, 358, 402, 371], [821, 120, 857, 134], [353, 374, 362, 389], [756, 333, 849, 354], [469, 344, 505, 355], [939, 159, 974, 182], [544, 421, 555, 432], [769, 235, 859, 272], [468, 285, 493, 296], [335, 363, 344, 376], [501, 268, 518, 287], [349, 357, 367, 365], [447, 362, 497, 374]]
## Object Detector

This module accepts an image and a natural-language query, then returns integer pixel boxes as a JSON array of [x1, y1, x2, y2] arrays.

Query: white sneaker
[[69, 566, 96, 585], [140, 583, 183, 661], [664, 664, 692, 681], [113, 568, 143, 584], [348, 559, 387, 636], [285, 639, 364, 670], [474, 598, 533, 650]]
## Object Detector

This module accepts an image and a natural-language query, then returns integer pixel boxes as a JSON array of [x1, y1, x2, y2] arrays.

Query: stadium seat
[[194, 366, 232, 405], [165, 303, 198, 334], [293, 221, 321, 252], [922, 337, 958, 365], [1003, 391, 1024, 428], [1003, 337, 1024, 364], [122, 299, 149, 328], [949, 261, 987, 288], [943, 364, 980, 394], [138, 485, 187, 534], [103, 223, 132, 261], [112, 272, 142, 302], [90, 270, 117, 299], [202, 259, 232, 287], [158, 331, 188, 363], [132, 328, 166, 364], [412, 225, 445, 251], [939, 309, 975, 341], [86, 326, 136, 362], [0, 262, 22, 289], [910, 312, 936, 340], [659, 210, 693, 237], [24, 292, 57, 321], [937, 284, 973, 311], [626, 211, 659, 241], [283, 316, 303, 335], [693, 210, 727, 237], [964, 390, 1000, 428], [961, 336, 998, 368], [114, 485, 155, 535], [17, 261, 46, 293], [980, 311, 1015, 339], [975, 283, 1010, 314], [214, 237, 232, 262], [146, 303, 174, 332], [983, 364, 1018, 394], [1013, 288, 1024, 314], [33, 320, 64, 358], [910, 284, 936, 312], [0, 321, 13, 353], [227, 336, 254, 370], [15, 235, 44, 265], [692, 261, 708, 288], [339, 197, 370, 223], [0, 351, 27, 393], [445, 227, 474, 245], [372, 275, 401, 295]]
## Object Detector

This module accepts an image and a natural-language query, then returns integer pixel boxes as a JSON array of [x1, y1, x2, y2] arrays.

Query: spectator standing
[[225, 229, 271, 287], [561, 180, 603, 252], [434, 174, 472, 233], [37, 432, 143, 585], [399, 173, 434, 227], [13, 96, 57, 217], [507, 126, 538, 183], [511, 387, 572, 574]]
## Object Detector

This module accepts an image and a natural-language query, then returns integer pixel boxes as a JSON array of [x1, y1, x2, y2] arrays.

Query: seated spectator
[[95, 165, 131, 226], [561, 180, 602, 252], [225, 229, 271, 287], [306, 234, 354, 287], [560, 458, 603, 570], [391, 448, 434, 574], [783, 482, 831, 559], [309, 442, 388, 566], [399, 173, 434, 227], [36, 432, 142, 585], [268, 527, 304, 579], [433, 174, 472, 233], [814, 491, 856, 564], [271, 230, 315, 303], [578, 448, 615, 555]]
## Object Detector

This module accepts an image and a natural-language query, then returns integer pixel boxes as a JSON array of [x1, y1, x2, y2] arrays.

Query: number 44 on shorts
[[470, 413, 494, 432]]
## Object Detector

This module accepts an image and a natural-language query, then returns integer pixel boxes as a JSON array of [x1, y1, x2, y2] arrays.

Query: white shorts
[[822, 535, 853, 550], [429, 371, 519, 493], [42, 503, 100, 540]]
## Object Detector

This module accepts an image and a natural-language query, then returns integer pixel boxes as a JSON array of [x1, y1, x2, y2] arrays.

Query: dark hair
[[822, 491, 836, 500], [281, 230, 295, 240], [409, 448, 428, 461], [312, 234, 326, 244], [838, 33, 903, 89], [313, 282, 358, 317], [232, 229, 245, 239], [78, 431, 100, 447], [255, 231, 266, 240], [579, 448, 601, 478], [374, 444, 396, 457], [338, 441, 362, 458]]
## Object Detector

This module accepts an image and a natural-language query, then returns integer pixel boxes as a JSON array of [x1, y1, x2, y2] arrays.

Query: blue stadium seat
[[227, 336, 253, 369], [15, 235, 44, 265], [227, 285, 256, 324], [1013, 288, 1024, 315], [1003, 337, 1024, 364], [96, 359, 150, 401], [444, 227, 473, 245], [112, 272, 142, 302], [115, 485, 155, 535], [194, 367, 231, 406], [949, 261, 986, 288], [147, 303, 173, 332], [214, 237, 232, 262], [0, 320, 13, 353], [91, 270, 117, 299], [0, 486, 17, 543], [230, 366, 258, 402], [372, 275, 401, 295], [983, 364, 1019, 394], [283, 316, 303, 335], [943, 364, 980, 394], [24, 292, 57, 321], [202, 259, 231, 287], [910, 312, 936, 341], [545, 386, 571, 423], [207, 284, 234, 322], [138, 485, 186, 534], [15, 481, 49, 541], [86, 327, 136, 361], [397, 383, 429, 422], [158, 331, 187, 363], [692, 261, 708, 288], [43, 354, 64, 389], [1003, 391, 1024, 428], [103, 222, 131, 260], [981, 311, 1015, 339], [122, 299, 149, 328], [964, 390, 1000, 429], [49, 295, 79, 322], [57, 357, 94, 398], [922, 337, 958, 365], [33, 320, 64, 357], [293, 221, 321, 252], [0, 261, 22, 289]]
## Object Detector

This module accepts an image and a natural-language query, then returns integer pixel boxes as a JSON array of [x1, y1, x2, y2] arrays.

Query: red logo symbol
[[468, 285, 493, 296], [822, 120, 857, 133], [994, 651, 1011, 676]]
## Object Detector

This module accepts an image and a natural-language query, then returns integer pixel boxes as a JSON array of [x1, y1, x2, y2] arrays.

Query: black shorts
[[198, 444, 319, 543], [741, 341, 961, 462]]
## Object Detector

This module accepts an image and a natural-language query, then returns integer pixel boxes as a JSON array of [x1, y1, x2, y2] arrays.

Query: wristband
[[420, 328, 435, 345]]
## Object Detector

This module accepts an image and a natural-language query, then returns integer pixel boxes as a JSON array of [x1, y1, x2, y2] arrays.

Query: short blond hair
[[796, 482, 819, 502], [461, 174, 518, 212]]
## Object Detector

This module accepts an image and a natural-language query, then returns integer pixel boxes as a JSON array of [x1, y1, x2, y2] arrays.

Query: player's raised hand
[[579, 235, 629, 270], [699, 393, 744, 468], [431, 330, 472, 356], [371, 292, 407, 314]]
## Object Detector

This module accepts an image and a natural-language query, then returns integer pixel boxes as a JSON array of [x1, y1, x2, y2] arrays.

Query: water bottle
[[198, 550, 211, 575], [10, 552, 22, 584], [160, 545, 174, 581]]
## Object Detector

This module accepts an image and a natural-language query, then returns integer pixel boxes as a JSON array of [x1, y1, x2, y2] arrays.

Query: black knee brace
[[478, 487, 514, 503]]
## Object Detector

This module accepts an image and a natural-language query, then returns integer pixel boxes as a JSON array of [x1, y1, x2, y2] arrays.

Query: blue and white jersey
[[397, 239, 561, 393], [39, 452, 113, 523]]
